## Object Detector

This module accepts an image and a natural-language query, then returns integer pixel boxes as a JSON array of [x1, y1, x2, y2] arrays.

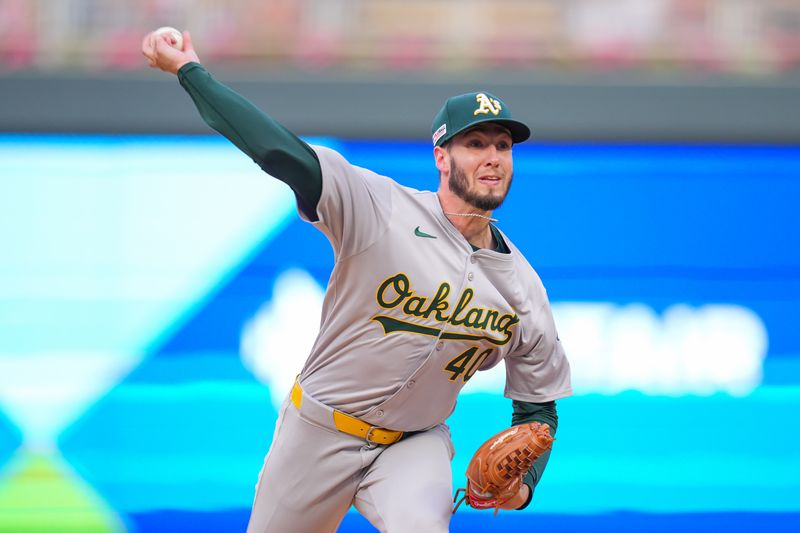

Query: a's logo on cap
[[474, 93, 502, 116], [432, 123, 447, 145]]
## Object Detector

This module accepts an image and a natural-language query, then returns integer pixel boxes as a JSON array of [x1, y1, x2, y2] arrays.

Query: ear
[[433, 145, 449, 175]]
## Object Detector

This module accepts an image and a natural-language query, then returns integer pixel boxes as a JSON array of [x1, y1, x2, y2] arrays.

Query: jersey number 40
[[444, 346, 493, 383]]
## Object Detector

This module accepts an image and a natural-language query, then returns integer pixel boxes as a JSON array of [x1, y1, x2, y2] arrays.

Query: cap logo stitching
[[432, 124, 447, 145], [473, 93, 502, 116]]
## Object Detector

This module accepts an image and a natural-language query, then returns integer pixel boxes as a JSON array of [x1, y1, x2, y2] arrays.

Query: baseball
[[153, 26, 183, 50]]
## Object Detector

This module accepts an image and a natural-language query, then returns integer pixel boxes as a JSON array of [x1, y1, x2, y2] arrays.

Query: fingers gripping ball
[[454, 422, 554, 514], [153, 26, 184, 50]]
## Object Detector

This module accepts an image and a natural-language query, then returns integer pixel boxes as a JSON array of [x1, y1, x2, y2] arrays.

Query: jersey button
[[407, 380, 415, 389], [376, 410, 384, 417], [436, 342, 443, 350], [467, 272, 474, 281], [470, 256, 477, 264]]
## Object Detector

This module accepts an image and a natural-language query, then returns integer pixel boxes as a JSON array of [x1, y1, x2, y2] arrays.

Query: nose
[[485, 145, 500, 167]]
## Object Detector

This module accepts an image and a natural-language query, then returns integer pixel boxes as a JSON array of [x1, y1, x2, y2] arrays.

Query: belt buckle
[[365, 426, 380, 445], [365, 426, 403, 445]]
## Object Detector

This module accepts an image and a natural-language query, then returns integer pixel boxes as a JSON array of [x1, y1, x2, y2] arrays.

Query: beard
[[448, 159, 512, 211]]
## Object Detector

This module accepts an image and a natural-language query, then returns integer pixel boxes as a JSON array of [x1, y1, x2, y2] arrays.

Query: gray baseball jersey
[[297, 146, 572, 432]]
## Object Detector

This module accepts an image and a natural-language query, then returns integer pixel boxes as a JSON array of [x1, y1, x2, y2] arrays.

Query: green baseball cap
[[431, 91, 530, 147]]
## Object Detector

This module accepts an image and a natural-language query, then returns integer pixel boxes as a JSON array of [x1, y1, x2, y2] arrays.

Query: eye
[[468, 139, 484, 148], [497, 140, 511, 151]]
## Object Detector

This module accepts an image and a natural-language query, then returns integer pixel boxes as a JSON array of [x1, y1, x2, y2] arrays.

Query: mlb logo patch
[[432, 124, 447, 145]]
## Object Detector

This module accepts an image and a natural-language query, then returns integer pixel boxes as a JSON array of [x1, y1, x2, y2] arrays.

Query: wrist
[[499, 483, 530, 510], [175, 59, 193, 73]]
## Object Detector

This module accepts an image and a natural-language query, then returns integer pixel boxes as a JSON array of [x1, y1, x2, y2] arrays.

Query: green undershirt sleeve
[[177, 62, 323, 220], [511, 399, 559, 510]]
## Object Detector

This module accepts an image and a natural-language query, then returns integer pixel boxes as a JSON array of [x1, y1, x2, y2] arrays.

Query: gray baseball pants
[[246, 389, 455, 533]]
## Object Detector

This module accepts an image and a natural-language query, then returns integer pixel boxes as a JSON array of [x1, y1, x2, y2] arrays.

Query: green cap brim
[[439, 117, 530, 147]]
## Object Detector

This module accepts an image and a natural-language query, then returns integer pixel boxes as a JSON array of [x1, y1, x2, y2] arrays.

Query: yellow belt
[[291, 380, 404, 445]]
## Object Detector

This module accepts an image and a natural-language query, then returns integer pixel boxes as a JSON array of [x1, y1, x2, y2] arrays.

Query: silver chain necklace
[[445, 212, 498, 223]]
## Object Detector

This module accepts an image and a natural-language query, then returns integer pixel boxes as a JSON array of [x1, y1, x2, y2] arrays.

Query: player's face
[[445, 125, 514, 211]]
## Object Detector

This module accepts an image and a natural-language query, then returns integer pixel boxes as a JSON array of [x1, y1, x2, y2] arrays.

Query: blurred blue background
[[1, 134, 798, 531]]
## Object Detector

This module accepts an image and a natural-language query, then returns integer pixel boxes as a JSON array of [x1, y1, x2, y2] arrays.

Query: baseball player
[[142, 30, 571, 533]]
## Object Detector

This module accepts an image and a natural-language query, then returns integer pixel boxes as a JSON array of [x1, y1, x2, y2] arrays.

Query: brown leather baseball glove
[[453, 422, 554, 514]]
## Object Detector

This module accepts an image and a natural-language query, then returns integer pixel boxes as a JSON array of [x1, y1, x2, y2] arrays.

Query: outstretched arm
[[141, 29, 322, 220]]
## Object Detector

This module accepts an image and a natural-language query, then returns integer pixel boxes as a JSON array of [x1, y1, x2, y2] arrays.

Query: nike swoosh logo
[[414, 226, 437, 239]]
